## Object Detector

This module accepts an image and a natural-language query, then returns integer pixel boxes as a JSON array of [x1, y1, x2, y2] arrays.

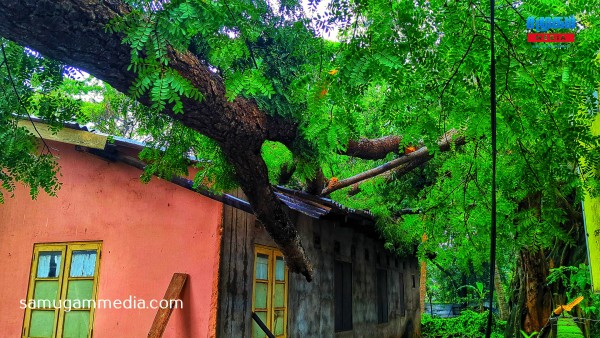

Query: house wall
[[0, 141, 223, 338], [217, 191, 421, 338]]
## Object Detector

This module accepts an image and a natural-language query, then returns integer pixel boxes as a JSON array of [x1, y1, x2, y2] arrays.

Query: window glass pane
[[37, 252, 62, 278], [70, 250, 97, 277], [274, 283, 285, 308], [34, 281, 59, 305], [29, 310, 55, 337], [63, 310, 90, 338], [274, 310, 285, 335], [252, 311, 268, 338], [275, 257, 285, 281], [67, 280, 94, 303], [254, 282, 268, 309], [255, 254, 269, 280]]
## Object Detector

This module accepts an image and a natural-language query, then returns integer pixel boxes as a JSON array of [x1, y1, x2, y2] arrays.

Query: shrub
[[421, 310, 506, 338]]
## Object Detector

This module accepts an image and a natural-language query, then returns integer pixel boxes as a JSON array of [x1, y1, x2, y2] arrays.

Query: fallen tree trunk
[[0, 0, 316, 280], [0, 0, 463, 282]]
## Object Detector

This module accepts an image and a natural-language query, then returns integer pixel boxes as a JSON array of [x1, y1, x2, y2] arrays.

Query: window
[[334, 260, 352, 332], [377, 269, 388, 323], [22, 242, 101, 338], [252, 245, 288, 338]]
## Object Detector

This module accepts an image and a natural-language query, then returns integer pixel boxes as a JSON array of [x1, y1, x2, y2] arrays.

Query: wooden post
[[420, 233, 427, 313], [148, 273, 188, 338]]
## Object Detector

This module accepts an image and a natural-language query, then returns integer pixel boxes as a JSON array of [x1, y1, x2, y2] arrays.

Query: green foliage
[[261, 141, 294, 185], [28, 89, 84, 128], [135, 119, 239, 192], [224, 66, 276, 101], [458, 282, 488, 313], [547, 264, 600, 316], [556, 316, 585, 338], [421, 311, 505, 338], [78, 82, 149, 139], [520, 330, 538, 338], [0, 121, 60, 203], [0, 40, 69, 202], [105, 3, 203, 113], [323, 0, 600, 284]]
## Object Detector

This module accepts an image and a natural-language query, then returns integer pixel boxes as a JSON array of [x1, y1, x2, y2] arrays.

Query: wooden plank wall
[[287, 215, 421, 338], [217, 188, 257, 337], [216, 189, 421, 337]]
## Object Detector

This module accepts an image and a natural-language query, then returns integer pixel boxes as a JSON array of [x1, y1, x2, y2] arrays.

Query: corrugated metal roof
[[274, 187, 375, 226], [275, 192, 328, 219]]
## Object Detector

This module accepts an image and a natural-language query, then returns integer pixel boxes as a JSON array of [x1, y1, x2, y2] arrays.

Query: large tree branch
[[321, 130, 465, 195], [321, 147, 431, 195], [343, 135, 402, 159], [0, 0, 313, 280]]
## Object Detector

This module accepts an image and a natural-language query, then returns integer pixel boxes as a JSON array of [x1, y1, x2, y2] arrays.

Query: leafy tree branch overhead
[[0, 0, 436, 281]]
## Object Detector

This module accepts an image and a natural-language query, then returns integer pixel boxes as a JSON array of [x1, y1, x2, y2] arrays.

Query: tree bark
[[505, 250, 553, 337], [345, 135, 402, 159], [420, 260, 426, 313], [420, 234, 428, 314], [494, 261, 509, 321]]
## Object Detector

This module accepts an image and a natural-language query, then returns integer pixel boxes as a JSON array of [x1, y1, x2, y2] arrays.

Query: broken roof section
[[20, 118, 376, 232]]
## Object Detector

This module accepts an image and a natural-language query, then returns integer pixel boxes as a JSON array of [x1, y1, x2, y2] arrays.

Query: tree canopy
[[0, 0, 599, 332]]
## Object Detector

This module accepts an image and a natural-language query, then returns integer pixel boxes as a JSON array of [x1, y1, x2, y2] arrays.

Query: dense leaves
[[0, 41, 72, 202], [422, 311, 506, 338]]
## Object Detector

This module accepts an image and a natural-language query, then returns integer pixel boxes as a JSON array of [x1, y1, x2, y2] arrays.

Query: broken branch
[[321, 130, 465, 195], [343, 135, 402, 160]]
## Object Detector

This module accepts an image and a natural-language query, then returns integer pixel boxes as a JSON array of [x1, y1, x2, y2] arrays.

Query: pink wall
[[0, 141, 223, 337]]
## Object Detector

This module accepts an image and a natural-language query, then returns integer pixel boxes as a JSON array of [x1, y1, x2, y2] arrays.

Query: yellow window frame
[[252, 245, 288, 338], [22, 242, 102, 338]]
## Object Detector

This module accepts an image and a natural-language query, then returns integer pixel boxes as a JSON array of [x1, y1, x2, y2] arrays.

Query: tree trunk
[[505, 192, 587, 338], [420, 261, 427, 313], [505, 250, 553, 337], [494, 261, 509, 321]]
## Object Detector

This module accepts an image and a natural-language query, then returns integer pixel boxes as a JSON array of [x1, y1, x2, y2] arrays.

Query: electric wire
[[485, 0, 497, 336]]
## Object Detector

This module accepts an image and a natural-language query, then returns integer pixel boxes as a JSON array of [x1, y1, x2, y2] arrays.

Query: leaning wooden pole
[[420, 233, 427, 314], [148, 273, 188, 338]]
